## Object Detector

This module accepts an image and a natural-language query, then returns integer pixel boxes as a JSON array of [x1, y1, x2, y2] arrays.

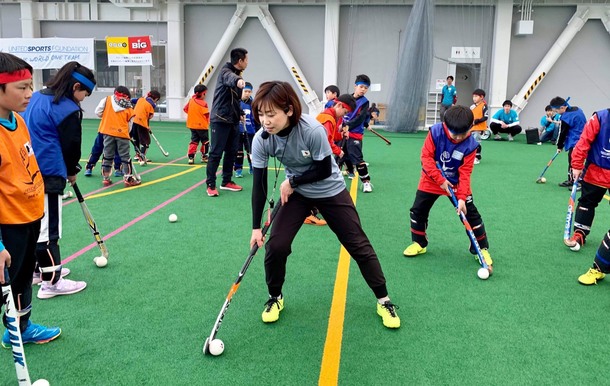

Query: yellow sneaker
[[578, 268, 605, 285], [403, 242, 426, 257], [261, 297, 284, 323], [377, 301, 400, 329]]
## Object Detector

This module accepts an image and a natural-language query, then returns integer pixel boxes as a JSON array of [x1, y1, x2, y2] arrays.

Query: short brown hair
[[251, 81, 302, 127]]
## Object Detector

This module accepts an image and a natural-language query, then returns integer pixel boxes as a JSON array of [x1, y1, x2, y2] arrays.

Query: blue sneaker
[[84, 168, 92, 177], [2, 320, 61, 349], [235, 169, 243, 178], [114, 170, 124, 177]]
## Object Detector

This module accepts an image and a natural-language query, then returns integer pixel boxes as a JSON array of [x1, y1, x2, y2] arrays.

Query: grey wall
[[508, 6, 610, 126], [40, 21, 167, 41], [184, 5, 325, 109], [0, 4, 21, 38], [338, 5, 410, 105]]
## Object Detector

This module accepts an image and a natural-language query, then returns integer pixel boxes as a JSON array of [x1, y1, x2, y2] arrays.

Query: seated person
[[490, 100, 522, 141], [539, 104, 561, 143]]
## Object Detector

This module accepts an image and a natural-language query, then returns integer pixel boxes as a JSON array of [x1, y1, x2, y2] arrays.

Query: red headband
[[114, 91, 129, 99], [334, 99, 353, 112], [0, 69, 32, 84]]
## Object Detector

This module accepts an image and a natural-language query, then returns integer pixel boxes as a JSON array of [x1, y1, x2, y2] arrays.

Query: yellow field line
[[318, 177, 359, 386], [85, 166, 203, 200], [604, 194, 610, 201]]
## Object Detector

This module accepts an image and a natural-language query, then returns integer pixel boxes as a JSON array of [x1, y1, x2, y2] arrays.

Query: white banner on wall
[[0, 38, 95, 70]]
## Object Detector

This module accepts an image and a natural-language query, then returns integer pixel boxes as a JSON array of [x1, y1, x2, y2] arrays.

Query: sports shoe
[[474, 158, 480, 165], [508, 134, 514, 142], [403, 242, 426, 257], [235, 169, 243, 178], [558, 180, 572, 187], [377, 301, 400, 329], [32, 267, 70, 286], [362, 181, 373, 193], [114, 170, 124, 177], [262, 296, 284, 323], [37, 278, 87, 299], [304, 215, 327, 226], [494, 134, 502, 140], [102, 178, 112, 187], [220, 181, 243, 192], [188, 158, 195, 165], [347, 173, 355, 179], [84, 168, 92, 177], [207, 186, 219, 197], [124, 177, 141, 187], [568, 232, 585, 251], [578, 267, 605, 285], [201, 154, 208, 163], [2, 320, 61, 349]]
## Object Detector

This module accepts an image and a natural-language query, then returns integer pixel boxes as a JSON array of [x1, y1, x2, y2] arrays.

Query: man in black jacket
[[206, 47, 249, 197]]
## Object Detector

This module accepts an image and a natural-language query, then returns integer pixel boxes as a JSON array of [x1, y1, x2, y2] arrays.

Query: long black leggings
[[265, 189, 388, 299]]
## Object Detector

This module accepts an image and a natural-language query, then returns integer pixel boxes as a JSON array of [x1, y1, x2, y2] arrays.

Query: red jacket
[[418, 126, 476, 201], [316, 108, 343, 157], [571, 113, 610, 189]]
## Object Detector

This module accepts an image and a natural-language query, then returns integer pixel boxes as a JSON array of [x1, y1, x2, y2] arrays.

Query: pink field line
[[62, 155, 188, 206], [63, 179, 206, 264]]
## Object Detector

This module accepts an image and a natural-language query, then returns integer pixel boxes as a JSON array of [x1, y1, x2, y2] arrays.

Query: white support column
[[187, 4, 250, 97], [258, 5, 323, 115], [322, 0, 340, 99], [488, 0, 513, 112], [166, 0, 185, 120], [512, 7, 590, 112], [20, 0, 42, 90]]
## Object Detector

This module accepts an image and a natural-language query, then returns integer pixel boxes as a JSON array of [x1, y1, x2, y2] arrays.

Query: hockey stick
[[366, 127, 392, 145], [535, 150, 560, 183], [2, 270, 50, 386], [203, 203, 282, 355], [563, 179, 582, 250], [150, 130, 169, 157], [72, 183, 109, 263], [437, 163, 491, 278]]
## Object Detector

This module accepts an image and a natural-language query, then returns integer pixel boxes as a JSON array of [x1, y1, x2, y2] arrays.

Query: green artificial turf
[[1, 120, 609, 385]]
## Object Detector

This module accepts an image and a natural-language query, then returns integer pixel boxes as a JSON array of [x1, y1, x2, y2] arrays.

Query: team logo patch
[[451, 150, 465, 160], [301, 150, 311, 157]]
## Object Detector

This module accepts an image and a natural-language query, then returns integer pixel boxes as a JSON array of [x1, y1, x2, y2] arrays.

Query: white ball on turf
[[540, 177, 546, 183], [32, 380, 50, 386], [209, 339, 225, 356], [477, 267, 490, 280], [168, 214, 178, 223], [94, 256, 108, 268], [570, 242, 581, 252]]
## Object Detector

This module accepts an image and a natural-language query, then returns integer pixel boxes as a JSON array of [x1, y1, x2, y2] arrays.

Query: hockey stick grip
[[71, 182, 85, 203]]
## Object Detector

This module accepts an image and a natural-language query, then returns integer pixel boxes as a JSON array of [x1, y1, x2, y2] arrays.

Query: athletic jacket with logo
[[418, 123, 478, 200], [571, 109, 610, 189]]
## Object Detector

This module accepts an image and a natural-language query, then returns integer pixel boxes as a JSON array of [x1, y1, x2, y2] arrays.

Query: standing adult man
[[439, 75, 457, 123], [206, 47, 249, 197]]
